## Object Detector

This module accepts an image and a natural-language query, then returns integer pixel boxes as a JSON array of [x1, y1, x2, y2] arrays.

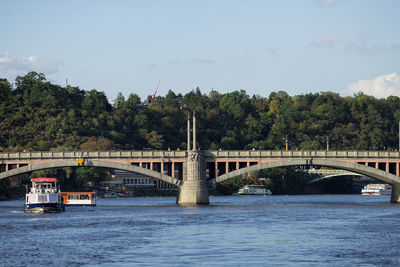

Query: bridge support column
[[391, 183, 400, 203], [177, 151, 209, 205]]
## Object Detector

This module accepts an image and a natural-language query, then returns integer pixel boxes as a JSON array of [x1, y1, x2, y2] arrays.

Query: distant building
[[100, 170, 176, 192]]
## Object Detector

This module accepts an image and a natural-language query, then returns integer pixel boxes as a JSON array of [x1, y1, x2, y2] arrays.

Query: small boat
[[61, 192, 97, 206], [237, 185, 272, 196], [103, 192, 118, 198], [25, 178, 64, 213], [361, 183, 392, 195]]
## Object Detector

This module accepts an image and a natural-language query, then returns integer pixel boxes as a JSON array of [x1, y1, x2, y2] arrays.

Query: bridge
[[1, 115, 400, 204], [2, 149, 400, 204]]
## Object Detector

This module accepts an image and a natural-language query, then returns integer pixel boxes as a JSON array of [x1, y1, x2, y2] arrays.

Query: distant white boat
[[361, 183, 392, 195], [237, 185, 272, 196]]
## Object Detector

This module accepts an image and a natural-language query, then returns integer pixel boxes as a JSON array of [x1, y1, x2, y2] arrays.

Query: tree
[[75, 167, 105, 187], [146, 130, 164, 149], [113, 92, 125, 108], [0, 78, 11, 103], [80, 136, 114, 151]]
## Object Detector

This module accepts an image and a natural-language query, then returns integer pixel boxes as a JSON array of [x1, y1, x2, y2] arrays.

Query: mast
[[193, 111, 196, 151], [187, 114, 191, 151]]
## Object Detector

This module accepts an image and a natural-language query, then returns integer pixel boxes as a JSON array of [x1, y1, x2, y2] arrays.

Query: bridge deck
[[1, 150, 400, 160]]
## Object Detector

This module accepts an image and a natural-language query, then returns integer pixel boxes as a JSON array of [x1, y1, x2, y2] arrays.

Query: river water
[[1, 195, 400, 266]]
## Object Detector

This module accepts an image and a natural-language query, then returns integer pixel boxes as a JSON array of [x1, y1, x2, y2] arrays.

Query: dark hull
[[25, 203, 63, 213]]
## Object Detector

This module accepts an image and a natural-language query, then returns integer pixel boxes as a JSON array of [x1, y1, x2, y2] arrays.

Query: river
[[1, 195, 400, 266]]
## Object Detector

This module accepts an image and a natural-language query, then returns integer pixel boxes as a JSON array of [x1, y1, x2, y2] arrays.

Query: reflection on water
[[1, 195, 400, 266]]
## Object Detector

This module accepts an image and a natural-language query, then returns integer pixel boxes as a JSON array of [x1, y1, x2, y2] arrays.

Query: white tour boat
[[61, 192, 97, 206], [237, 185, 272, 196], [361, 183, 392, 195], [25, 178, 64, 213]]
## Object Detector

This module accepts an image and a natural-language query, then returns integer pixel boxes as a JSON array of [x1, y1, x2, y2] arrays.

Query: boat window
[[80, 194, 90, 200]]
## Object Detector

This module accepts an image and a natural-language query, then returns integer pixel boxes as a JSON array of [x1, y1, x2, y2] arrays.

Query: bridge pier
[[177, 151, 209, 205], [391, 183, 400, 203]]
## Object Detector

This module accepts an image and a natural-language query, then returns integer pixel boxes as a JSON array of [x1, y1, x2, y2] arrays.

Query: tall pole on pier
[[285, 134, 288, 151], [193, 111, 196, 151], [327, 136, 330, 151], [187, 114, 191, 151]]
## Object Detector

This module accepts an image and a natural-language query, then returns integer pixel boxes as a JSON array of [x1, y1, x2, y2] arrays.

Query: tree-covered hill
[[1, 71, 400, 152]]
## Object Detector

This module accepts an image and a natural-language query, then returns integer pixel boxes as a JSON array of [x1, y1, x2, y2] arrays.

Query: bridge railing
[[204, 150, 400, 158], [0, 150, 187, 159], [1, 150, 400, 160]]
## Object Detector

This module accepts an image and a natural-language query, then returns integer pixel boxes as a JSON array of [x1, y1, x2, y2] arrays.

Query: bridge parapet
[[0, 150, 187, 160], [1, 150, 400, 160], [204, 150, 400, 159]]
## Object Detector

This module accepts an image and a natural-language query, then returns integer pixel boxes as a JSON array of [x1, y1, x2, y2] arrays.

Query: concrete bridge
[[2, 115, 400, 204], [2, 149, 400, 204]]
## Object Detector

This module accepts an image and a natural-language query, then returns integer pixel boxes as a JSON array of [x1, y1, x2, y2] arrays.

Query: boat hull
[[238, 192, 272, 196], [25, 203, 63, 213], [64, 203, 96, 207]]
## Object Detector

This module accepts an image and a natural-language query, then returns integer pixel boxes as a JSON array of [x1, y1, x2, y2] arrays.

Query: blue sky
[[1, 0, 400, 101]]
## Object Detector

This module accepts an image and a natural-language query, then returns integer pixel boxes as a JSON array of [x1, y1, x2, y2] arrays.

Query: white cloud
[[391, 44, 400, 51], [0, 53, 63, 82], [346, 42, 388, 55], [310, 36, 340, 48], [316, 0, 338, 7], [145, 63, 159, 68], [346, 73, 400, 98], [262, 46, 279, 57], [192, 58, 215, 64], [166, 58, 215, 66], [168, 60, 182, 66]]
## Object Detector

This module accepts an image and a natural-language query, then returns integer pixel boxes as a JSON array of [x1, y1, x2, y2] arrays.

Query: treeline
[[1, 71, 400, 152]]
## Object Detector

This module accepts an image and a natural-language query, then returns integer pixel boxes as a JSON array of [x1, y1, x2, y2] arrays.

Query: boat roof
[[61, 192, 95, 195], [31, 177, 57, 182]]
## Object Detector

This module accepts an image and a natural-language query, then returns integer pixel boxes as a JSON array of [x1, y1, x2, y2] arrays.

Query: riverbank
[[0, 187, 25, 201]]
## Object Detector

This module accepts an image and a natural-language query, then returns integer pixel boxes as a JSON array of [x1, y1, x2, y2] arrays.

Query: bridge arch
[[216, 158, 400, 186], [309, 173, 363, 184], [0, 159, 183, 188]]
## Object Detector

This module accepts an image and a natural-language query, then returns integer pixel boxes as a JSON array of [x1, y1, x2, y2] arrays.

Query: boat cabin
[[61, 192, 97, 206]]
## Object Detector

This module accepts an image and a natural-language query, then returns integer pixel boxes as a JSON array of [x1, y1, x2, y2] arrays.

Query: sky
[[1, 0, 400, 101]]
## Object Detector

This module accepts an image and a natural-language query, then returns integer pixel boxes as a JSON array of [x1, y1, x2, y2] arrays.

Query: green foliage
[[80, 136, 114, 151], [218, 176, 243, 194], [1, 71, 400, 153], [259, 167, 307, 195], [75, 167, 104, 187], [145, 130, 164, 149]]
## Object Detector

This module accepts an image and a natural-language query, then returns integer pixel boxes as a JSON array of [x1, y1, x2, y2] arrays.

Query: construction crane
[[147, 79, 161, 103]]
